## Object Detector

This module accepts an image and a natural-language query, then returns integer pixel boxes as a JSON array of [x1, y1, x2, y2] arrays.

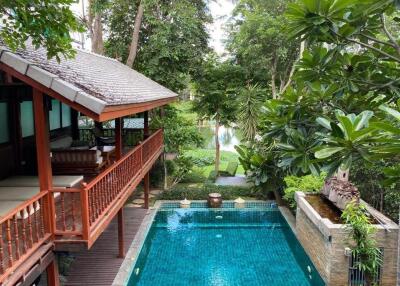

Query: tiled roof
[[0, 43, 177, 114]]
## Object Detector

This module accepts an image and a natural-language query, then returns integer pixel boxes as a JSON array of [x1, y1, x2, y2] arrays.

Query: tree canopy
[[0, 0, 83, 60]]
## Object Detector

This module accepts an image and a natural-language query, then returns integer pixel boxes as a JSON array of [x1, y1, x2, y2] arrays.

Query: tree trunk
[[280, 41, 305, 94], [271, 55, 278, 99], [91, 12, 104, 54], [215, 116, 220, 173], [126, 1, 144, 68], [88, 0, 104, 55]]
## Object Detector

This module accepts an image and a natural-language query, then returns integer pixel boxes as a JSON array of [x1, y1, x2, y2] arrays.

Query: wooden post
[[115, 117, 125, 258], [9, 97, 23, 173], [33, 90, 59, 285], [71, 109, 79, 140], [115, 118, 123, 160], [143, 111, 149, 139], [117, 209, 124, 258], [32, 90, 55, 232], [144, 172, 149, 209], [46, 259, 60, 286]]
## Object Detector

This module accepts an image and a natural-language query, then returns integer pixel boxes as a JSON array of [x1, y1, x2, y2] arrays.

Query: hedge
[[158, 183, 256, 200]]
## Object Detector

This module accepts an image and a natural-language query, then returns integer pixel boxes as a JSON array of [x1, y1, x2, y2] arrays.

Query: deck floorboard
[[64, 207, 148, 286]]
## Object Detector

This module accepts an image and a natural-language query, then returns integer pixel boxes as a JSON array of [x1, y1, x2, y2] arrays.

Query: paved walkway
[[64, 208, 148, 286], [215, 175, 252, 187]]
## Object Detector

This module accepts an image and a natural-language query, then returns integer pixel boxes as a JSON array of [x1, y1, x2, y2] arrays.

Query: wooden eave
[[0, 62, 177, 122]]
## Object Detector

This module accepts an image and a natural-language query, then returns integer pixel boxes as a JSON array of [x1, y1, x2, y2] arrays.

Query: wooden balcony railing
[[0, 191, 52, 282], [53, 129, 164, 246]]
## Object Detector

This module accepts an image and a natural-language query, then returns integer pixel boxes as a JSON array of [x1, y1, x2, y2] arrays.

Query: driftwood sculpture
[[321, 169, 360, 210]]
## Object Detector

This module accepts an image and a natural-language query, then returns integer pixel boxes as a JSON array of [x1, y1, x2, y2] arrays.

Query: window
[[49, 99, 61, 130], [0, 103, 9, 143], [61, 103, 71, 127], [21, 101, 34, 137]]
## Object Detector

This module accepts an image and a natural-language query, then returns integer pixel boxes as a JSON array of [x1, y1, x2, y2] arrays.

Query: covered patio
[[0, 42, 177, 285]]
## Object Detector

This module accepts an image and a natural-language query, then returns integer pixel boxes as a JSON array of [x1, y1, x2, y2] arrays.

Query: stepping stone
[[140, 193, 155, 199], [150, 190, 162, 195], [130, 204, 143, 208], [132, 199, 144, 204]]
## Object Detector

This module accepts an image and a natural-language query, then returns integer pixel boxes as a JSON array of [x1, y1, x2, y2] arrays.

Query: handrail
[[0, 191, 48, 225], [84, 129, 162, 190], [0, 190, 51, 280], [52, 129, 163, 245]]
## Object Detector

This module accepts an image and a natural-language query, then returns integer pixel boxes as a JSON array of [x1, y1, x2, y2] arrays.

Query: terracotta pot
[[208, 193, 222, 208]]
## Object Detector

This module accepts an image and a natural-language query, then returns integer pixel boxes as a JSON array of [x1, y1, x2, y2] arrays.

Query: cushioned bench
[[52, 149, 106, 175], [0, 176, 83, 188], [0, 200, 40, 219]]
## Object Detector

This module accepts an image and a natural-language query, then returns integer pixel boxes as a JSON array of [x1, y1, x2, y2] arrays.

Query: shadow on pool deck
[[63, 208, 148, 286], [215, 175, 252, 187]]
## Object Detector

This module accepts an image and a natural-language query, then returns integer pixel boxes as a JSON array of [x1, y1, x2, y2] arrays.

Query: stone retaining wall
[[295, 192, 399, 286]]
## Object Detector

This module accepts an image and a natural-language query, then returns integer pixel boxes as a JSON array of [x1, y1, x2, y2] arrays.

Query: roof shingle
[[0, 43, 177, 114]]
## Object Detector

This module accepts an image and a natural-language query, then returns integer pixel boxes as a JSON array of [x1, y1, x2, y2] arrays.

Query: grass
[[183, 148, 244, 176]]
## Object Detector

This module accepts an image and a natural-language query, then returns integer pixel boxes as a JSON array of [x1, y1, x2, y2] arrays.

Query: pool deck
[[64, 207, 150, 286]]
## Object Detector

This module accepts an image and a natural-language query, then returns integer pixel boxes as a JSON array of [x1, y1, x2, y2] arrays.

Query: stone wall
[[295, 192, 399, 286]]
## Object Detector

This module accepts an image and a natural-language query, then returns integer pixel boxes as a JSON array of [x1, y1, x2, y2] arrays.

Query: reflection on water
[[199, 125, 242, 152]]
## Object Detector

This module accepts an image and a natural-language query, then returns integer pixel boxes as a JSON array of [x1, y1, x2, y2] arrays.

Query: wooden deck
[[64, 207, 148, 286]]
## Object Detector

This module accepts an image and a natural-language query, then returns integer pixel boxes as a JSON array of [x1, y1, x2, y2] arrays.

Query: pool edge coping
[[112, 200, 280, 286]]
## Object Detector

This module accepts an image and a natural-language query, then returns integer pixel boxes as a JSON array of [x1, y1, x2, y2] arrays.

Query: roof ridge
[[75, 48, 120, 63]]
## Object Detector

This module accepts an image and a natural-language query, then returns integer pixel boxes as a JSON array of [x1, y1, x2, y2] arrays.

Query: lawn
[[183, 148, 244, 176]]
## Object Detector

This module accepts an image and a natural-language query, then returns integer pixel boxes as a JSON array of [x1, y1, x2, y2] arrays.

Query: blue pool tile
[[127, 206, 325, 286]]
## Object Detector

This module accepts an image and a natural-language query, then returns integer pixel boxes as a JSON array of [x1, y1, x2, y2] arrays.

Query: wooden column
[[71, 109, 79, 140], [115, 118, 123, 159], [9, 97, 23, 173], [46, 259, 60, 286], [33, 90, 52, 190], [143, 111, 149, 139], [144, 172, 150, 209], [117, 209, 124, 258], [115, 117, 125, 258], [33, 90, 59, 285]]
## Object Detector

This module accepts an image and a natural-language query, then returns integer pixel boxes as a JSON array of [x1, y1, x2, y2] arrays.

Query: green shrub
[[180, 170, 207, 183], [158, 183, 256, 200], [283, 172, 327, 208], [192, 156, 215, 167]]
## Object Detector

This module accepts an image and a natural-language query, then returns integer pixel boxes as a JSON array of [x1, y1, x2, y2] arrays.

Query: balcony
[[51, 129, 163, 248]]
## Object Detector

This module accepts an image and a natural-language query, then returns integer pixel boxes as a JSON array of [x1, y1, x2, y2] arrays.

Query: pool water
[[127, 207, 325, 286]]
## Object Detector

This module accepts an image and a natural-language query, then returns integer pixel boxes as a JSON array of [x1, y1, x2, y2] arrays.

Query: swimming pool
[[126, 202, 325, 286]]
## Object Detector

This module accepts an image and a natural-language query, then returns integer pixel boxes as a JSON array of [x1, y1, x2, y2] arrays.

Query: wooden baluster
[[0, 224, 4, 274], [33, 201, 40, 242], [95, 186, 100, 220], [102, 178, 106, 210], [61, 192, 66, 231], [71, 193, 76, 231], [40, 197, 45, 237], [88, 190, 96, 223], [6, 220, 13, 267], [13, 215, 20, 260], [20, 210, 27, 253], [27, 205, 33, 248]]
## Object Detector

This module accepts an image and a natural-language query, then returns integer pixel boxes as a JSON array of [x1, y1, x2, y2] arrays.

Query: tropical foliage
[[342, 202, 383, 286], [283, 172, 327, 208], [0, 0, 83, 60]]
